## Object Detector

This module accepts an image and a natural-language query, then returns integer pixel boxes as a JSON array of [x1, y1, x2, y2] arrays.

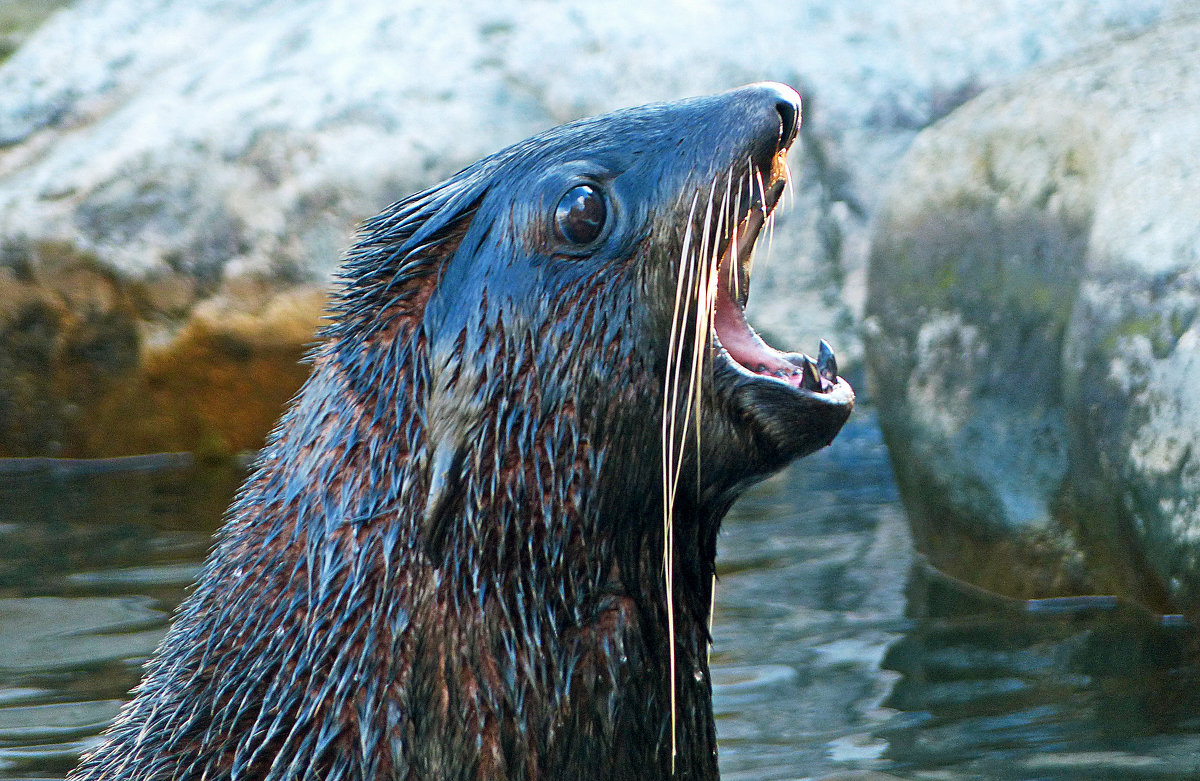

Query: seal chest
[[70, 83, 854, 781]]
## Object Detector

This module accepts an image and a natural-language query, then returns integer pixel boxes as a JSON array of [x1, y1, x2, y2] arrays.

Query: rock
[[864, 20, 1200, 611], [0, 0, 1192, 457], [0, 240, 324, 457]]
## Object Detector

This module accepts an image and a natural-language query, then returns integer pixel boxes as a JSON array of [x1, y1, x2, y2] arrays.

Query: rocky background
[[1, 1, 1198, 611], [865, 21, 1200, 614]]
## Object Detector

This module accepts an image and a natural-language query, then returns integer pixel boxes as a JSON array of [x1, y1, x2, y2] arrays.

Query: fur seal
[[69, 82, 854, 781]]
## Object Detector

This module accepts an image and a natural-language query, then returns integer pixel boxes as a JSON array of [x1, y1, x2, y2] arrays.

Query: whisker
[[684, 168, 731, 483], [685, 197, 715, 494], [662, 162, 754, 768], [740, 169, 754, 294], [708, 576, 717, 665], [663, 199, 698, 516], [782, 148, 795, 204], [661, 191, 700, 771], [674, 183, 718, 758], [754, 165, 778, 269], [730, 171, 747, 304]]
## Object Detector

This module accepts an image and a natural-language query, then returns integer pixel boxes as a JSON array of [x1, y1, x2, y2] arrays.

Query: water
[[1, 407, 1199, 780]]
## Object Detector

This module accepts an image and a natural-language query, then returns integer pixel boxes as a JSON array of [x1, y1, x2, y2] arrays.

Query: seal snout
[[737, 81, 802, 149], [692, 83, 854, 463]]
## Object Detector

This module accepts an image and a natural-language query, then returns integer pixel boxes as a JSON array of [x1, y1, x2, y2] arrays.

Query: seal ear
[[419, 343, 488, 558], [422, 429, 468, 556]]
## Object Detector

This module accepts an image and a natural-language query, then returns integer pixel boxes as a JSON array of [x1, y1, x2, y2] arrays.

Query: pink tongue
[[713, 270, 803, 387]]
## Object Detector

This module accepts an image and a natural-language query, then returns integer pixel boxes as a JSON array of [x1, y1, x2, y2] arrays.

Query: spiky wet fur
[[70, 85, 845, 781]]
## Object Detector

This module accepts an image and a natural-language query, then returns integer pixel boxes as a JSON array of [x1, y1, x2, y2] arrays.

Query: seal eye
[[554, 184, 607, 246]]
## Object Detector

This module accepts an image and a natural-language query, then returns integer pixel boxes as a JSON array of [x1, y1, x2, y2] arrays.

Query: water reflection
[[0, 455, 221, 779], [712, 406, 912, 780], [881, 565, 1200, 779], [0, 453, 241, 532], [1, 409, 1199, 779]]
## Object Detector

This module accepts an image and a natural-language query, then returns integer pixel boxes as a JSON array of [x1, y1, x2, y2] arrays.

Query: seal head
[[70, 83, 853, 781]]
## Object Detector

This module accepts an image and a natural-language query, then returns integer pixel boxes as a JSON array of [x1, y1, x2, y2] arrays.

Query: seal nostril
[[775, 96, 800, 147]]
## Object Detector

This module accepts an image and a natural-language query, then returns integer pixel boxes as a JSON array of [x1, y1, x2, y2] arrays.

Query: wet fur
[[70, 86, 844, 781]]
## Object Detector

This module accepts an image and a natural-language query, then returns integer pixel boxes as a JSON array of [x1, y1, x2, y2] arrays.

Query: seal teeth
[[817, 339, 838, 382], [800, 357, 822, 392]]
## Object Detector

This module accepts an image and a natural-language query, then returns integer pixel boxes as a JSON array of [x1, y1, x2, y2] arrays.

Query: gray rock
[[865, 20, 1200, 610], [0, 0, 72, 64], [0, 0, 1192, 456]]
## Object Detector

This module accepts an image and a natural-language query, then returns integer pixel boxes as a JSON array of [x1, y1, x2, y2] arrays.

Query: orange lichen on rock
[[80, 284, 328, 460], [0, 240, 326, 459]]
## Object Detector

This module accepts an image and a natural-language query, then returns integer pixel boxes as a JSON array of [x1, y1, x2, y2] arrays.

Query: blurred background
[[1, 1, 1199, 778]]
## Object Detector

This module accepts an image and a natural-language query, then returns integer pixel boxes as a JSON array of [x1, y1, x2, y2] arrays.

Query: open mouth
[[710, 162, 844, 397]]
